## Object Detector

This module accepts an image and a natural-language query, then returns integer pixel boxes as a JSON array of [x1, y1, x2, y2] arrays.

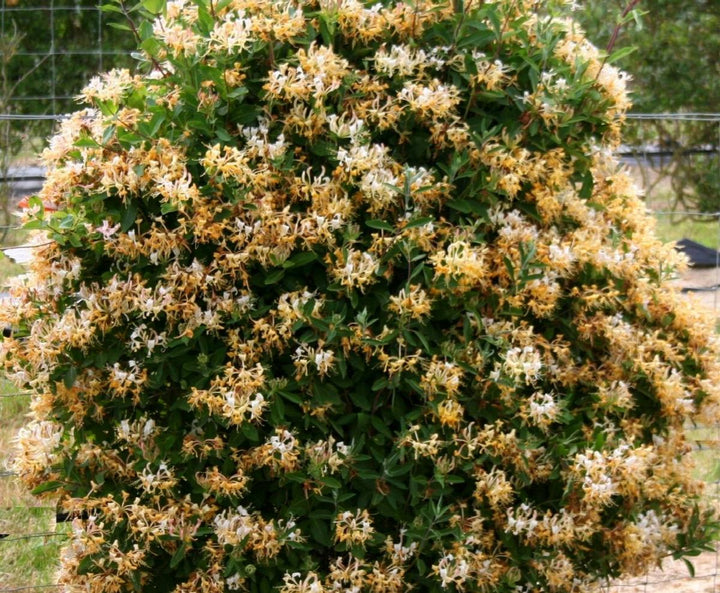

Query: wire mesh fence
[[0, 0, 133, 116]]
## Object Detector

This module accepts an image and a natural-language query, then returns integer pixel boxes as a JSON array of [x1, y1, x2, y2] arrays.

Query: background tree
[[577, 0, 720, 214]]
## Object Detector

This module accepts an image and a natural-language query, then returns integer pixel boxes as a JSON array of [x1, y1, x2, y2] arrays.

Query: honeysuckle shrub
[[2, 0, 720, 591]]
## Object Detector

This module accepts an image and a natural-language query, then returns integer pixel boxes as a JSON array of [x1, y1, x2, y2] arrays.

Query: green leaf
[[100, 3, 124, 13], [74, 135, 101, 148], [136, 37, 159, 60], [607, 45, 637, 64], [320, 476, 342, 489], [264, 269, 285, 285], [141, 0, 165, 14], [366, 220, 395, 232], [270, 394, 285, 424], [310, 140, 337, 157], [404, 216, 434, 230], [107, 22, 132, 32], [64, 366, 77, 389], [309, 518, 332, 546], [371, 415, 393, 438], [241, 422, 259, 441], [161, 201, 179, 214], [121, 203, 138, 232], [579, 170, 594, 200], [371, 376, 388, 391], [22, 220, 44, 232], [117, 129, 142, 148], [447, 199, 473, 213], [278, 390, 303, 404], [170, 542, 187, 568], [228, 86, 248, 100], [318, 13, 336, 47], [31, 480, 64, 495], [682, 558, 696, 578], [130, 569, 142, 591], [336, 353, 347, 379], [443, 474, 466, 484], [284, 251, 318, 268], [102, 124, 117, 145], [216, 127, 233, 143]]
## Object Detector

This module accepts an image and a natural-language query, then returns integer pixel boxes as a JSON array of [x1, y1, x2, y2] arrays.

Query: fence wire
[[0, 1, 132, 118], [0, 574, 63, 591]]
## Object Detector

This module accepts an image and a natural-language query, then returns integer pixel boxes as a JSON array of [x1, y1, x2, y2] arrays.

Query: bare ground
[[674, 267, 720, 316], [606, 548, 720, 593]]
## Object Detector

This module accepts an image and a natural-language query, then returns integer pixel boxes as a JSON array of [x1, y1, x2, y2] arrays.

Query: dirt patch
[[673, 267, 720, 319], [606, 548, 720, 593]]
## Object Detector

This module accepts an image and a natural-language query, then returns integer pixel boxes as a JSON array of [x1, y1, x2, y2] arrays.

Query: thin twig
[[117, 0, 168, 77], [0, 241, 54, 252], [0, 532, 67, 543], [606, 0, 642, 54], [0, 586, 62, 592], [594, 0, 642, 85]]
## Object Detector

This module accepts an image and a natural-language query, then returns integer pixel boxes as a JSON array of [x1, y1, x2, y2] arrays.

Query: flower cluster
[[2, 0, 720, 592]]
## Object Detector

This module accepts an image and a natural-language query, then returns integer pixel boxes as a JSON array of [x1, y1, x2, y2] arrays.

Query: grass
[[653, 213, 720, 251], [0, 389, 34, 510], [0, 254, 25, 288], [0, 508, 67, 591], [0, 379, 64, 591], [686, 425, 720, 493], [627, 163, 720, 250], [0, 224, 29, 289]]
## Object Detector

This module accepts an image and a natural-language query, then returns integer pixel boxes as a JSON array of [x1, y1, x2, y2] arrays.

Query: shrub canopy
[[2, 1, 720, 592]]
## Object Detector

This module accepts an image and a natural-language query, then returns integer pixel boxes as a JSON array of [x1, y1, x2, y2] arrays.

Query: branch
[[606, 0, 642, 54], [117, 0, 168, 77], [593, 0, 641, 85]]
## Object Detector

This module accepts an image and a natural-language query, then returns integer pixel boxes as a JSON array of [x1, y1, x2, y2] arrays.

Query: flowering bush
[[2, 0, 720, 591]]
